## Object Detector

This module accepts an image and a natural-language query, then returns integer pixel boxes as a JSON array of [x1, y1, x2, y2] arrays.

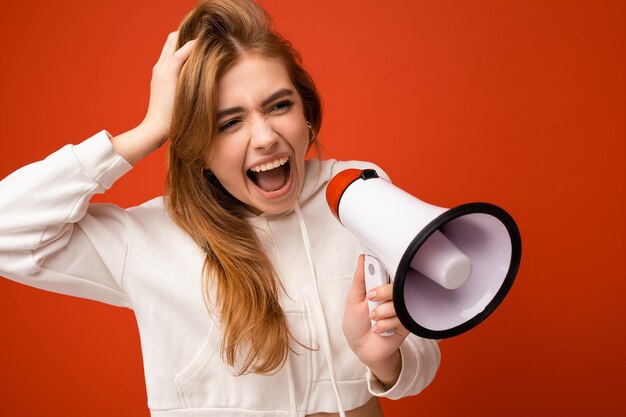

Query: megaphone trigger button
[[359, 169, 379, 180]]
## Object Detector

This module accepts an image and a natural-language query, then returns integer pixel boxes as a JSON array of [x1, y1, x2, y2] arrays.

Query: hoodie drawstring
[[294, 202, 346, 417], [285, 355, 298, 417]]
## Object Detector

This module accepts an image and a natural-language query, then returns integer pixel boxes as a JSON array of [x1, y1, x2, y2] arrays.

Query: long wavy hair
[[165, 0, 322, 375]]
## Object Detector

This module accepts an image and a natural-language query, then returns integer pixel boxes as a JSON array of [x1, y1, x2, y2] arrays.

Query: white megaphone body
[[326, 168, 521, 339]]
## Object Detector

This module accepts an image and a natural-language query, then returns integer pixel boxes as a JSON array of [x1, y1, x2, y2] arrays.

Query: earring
[[306, 121, 316, 143]]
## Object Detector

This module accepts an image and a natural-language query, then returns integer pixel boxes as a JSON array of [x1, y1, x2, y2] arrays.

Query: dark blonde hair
[[165, 0, 321, 375]]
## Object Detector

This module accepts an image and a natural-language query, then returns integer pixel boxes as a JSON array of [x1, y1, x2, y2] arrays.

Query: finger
[[171, 39, 198, 68], [370, 300, 396, 321], [366, 282, 393, 302], [346, 254, 366, 307], [371, 316, 402, 334], [395, 323, 410, 337], [156, 31, 179, 67]]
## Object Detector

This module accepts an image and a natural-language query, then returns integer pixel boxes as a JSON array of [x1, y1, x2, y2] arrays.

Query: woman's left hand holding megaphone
[[343, 254, 410, 388]]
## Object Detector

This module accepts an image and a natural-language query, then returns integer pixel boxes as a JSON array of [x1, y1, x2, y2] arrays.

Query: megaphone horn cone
[[326, 168, 522, 339]]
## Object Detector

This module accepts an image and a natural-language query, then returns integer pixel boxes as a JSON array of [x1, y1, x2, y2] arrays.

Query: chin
[[250, 188, 299, 215]]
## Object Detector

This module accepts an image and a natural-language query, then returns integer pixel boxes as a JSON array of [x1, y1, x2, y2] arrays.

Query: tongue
[[253, 164, 288, 192]]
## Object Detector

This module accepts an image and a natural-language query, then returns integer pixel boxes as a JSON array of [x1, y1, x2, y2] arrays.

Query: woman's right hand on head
[[142, 31, 197, 147], [111, 32, 197, 165]]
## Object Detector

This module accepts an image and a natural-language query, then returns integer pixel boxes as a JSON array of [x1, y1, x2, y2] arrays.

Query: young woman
[[0, 1, 440, 416]]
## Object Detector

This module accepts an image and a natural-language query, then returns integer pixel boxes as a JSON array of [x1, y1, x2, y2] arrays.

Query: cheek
[[280, 117, 309, 154], [208, 140, 246, 186], [299, 125, 312, 156]]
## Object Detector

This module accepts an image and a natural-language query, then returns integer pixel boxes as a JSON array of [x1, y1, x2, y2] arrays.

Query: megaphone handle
[[364, 255, 394, 337]]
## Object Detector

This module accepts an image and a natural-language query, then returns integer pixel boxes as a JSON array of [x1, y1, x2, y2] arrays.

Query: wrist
[[366, 349, 402, 390], [138, 118, 170, 144], [110, 123, 168, 165]]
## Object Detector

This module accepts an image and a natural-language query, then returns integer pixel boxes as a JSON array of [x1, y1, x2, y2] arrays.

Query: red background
[[1, 0, 624, 415]]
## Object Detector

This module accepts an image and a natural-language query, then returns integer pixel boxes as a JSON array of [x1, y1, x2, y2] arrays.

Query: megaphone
[[326, 168, 521, 339]]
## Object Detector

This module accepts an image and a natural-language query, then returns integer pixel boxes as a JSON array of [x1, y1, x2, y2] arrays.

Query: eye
[[218, 118, 242, 132], [268, 100, 294, 115]]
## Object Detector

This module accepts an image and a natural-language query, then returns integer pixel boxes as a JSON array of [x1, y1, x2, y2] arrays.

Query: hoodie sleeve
[[366, 335, 440, 399], [0, 131, 134, 307]]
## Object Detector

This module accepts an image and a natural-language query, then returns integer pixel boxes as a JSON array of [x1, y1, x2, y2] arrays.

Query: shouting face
[[206, 53, 310, 215]]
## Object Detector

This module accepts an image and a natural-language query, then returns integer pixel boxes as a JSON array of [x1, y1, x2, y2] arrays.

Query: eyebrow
[[261, 88, 294, 107], [216, 88, 295, 121]]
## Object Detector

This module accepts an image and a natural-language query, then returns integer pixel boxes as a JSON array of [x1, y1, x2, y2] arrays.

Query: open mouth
[[246, 157, 291, 193]]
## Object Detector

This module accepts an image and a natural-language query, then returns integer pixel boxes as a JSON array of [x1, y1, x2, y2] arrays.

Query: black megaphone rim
[[392, 202, 522, 339]]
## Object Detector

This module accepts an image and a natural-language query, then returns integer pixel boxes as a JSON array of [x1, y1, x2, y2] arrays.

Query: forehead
[[217, 53, 294, 107]]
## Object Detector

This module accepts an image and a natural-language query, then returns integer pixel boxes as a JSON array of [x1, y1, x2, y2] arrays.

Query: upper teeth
[[249, 156, 288, 173]]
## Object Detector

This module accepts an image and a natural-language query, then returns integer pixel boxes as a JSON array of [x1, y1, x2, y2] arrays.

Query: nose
[[250, 114, 278, 151]]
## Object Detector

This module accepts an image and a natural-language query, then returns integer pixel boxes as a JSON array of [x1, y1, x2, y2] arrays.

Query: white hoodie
[[0, 131, 440, 416]]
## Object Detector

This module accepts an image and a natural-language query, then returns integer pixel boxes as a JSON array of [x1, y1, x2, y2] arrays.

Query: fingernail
[[371, 324, 378, 333], [366, 290, 376, 300], [369, 310, 376, 320]]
